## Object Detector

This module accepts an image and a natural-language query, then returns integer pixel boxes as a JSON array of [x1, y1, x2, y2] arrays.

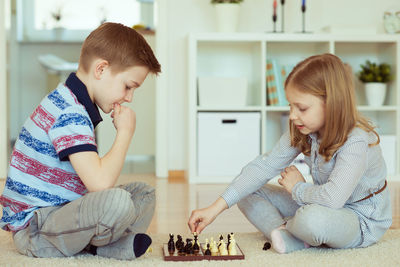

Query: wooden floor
[[0, 174, 399, 235]]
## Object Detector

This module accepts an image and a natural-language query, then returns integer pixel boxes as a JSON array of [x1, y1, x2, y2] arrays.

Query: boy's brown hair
[[79, 22, 161, 74], [285, 53, 379, 161]]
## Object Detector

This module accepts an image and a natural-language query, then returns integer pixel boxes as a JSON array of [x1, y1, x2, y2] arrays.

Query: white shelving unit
[[188, 33, 400, 184]]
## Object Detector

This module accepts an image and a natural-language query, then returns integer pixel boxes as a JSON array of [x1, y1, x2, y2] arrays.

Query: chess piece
[[175, 235, 184, 250], [177, 245, 186, 256], [210, 237, 215, 249], [193, 233, 200, 253], [218, 235, 224, 249], [219, 240, 228, 256], [204, 243, 211, 255], [228, 239, 237, 255], [263, 241, 271, 250], [211, 241, 219, 256], [202, 238, 209, 250], [167, 233, 175, 252], [184, 238, 193, 254]]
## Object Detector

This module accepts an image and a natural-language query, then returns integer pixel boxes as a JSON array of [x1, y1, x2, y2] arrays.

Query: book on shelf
[[266, 59, 292, 106], [266, 60, 279, 106]]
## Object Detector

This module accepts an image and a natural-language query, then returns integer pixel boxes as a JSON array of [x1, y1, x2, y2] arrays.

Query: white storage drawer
[[197, 112, 261, 177]]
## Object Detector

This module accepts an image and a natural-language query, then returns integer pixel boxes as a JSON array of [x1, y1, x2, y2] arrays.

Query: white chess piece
[[228, 239, 237, 255], [219, 240, 228, 256], [211, 241, 219, 256], [203, 238, 209, 250]]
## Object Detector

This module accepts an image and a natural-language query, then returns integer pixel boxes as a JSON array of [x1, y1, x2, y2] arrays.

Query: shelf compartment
[[334, 42, 397, 106], [266, 41, 331, 67], [197, 41, 263, 106], [360, 110, 397, 135]]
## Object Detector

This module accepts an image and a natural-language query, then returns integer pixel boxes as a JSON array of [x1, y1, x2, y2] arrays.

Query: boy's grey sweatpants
[[13, 182, 155, 259], [237, 184, 362, 249]]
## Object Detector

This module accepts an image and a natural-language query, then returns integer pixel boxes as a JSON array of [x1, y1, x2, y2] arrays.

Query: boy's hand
[[111, 103, 136, 135], [188, 197, 228, 234], [278, 165, 306, 194]]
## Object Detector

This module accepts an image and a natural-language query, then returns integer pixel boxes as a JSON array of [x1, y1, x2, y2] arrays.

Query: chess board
[[163, 243, 245, 261]]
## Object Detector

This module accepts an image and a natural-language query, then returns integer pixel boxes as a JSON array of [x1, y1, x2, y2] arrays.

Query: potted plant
[[357, 60, 392, 106], [211, 0, 244, 32]]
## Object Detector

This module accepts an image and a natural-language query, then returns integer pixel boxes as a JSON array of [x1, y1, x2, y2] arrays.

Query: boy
[[0, 22, 161, 260]]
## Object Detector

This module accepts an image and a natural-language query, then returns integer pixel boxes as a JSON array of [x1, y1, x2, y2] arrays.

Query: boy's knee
[[100, 188, 135, 221]]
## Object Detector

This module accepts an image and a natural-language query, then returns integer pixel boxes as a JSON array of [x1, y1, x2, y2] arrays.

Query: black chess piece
[[204, 243, 211, 255], [184, 238, 193, 254], [227, 233, 231, 249], [175, 235, 184, 250], [177, 245, 186, 256], [168, 233, 175, 252], [263, 241, 271, 250], [193, 234, 200, 253]]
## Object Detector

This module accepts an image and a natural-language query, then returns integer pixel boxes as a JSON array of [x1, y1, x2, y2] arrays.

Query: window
[[18, 0, 153, 42]]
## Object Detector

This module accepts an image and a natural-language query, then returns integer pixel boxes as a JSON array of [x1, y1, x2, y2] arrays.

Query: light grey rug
[[1, 230, 400, 266]]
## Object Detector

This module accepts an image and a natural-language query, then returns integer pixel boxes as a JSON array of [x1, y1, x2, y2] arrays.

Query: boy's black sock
[[88, 245, 97, 255], [96, 233, 151, 260], [133, 233, 152, 258]]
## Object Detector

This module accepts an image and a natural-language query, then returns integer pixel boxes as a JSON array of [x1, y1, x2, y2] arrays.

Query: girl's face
[[285, 84, 326, 137]]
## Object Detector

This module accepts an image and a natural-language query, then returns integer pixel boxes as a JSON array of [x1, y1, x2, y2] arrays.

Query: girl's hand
[[278, 165, 306, 194], [188, 197, 228, 234]]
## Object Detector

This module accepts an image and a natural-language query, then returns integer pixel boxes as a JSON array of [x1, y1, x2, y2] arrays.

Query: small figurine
[[228, 239, 237, 255], [184, 238, 193, 254], [175, 235, 184, 250], [211, 241, 219, 256], [167, 233, 175, 252], [219, 240, 228, 256], [193, 233, 200, 253], [218, 234, 224, 249], [202, 238, 209, 250], [210, 237, 214, 249], [204, 243, 211, 255], [263, 241, 271, 250]]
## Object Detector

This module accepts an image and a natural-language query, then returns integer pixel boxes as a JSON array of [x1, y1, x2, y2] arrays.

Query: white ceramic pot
[[365, 82, 387, 106], [214, 3, 240, 32], [53, 27, 65, 41]]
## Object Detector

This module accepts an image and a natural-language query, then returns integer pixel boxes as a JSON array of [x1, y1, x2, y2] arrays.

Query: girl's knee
[[287, 204, 329, 243], [290, 204, 326, 231]]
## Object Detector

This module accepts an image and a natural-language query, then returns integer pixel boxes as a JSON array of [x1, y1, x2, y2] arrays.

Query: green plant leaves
[[357, 60, 392, 83]]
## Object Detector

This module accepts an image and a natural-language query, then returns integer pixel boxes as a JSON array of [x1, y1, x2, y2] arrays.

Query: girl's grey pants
[[13, 182, 155, 259], [237, 184, 362, 248]]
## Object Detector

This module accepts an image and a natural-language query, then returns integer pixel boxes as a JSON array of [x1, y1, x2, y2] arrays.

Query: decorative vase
[[53, 27, 65, 41], [214, 3, 240, 32], [365, 82, 387, 106]]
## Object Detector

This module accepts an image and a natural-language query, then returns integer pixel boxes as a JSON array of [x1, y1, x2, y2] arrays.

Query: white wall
[[162, 0, 400, 170], [7, 0, 400, 173], [97, 36, 156, 157], [9, 36, 156, 162], [0, 1, 8, 178]]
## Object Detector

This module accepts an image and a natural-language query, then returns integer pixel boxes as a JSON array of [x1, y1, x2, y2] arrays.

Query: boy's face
[[94, 64, 150, 114]]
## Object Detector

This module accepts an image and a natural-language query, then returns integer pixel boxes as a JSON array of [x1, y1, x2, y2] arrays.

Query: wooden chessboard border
[[163, 243, 245, 261]]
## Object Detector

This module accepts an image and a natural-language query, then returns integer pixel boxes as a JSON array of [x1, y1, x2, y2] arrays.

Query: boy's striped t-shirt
[[0, 73, 102, 231]]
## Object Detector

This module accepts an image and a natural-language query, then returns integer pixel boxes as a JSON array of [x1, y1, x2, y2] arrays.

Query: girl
[[188, 54, 391, 253]]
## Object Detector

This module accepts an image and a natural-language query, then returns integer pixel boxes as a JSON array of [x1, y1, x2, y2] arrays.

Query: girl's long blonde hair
[[285, 54, 379, 161]]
